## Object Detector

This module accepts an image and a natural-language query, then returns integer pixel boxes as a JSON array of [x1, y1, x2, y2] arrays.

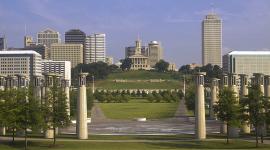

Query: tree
[[154, 60, 169, 72], [214, 87, 240, 144], [147, 93, 154, 103], [241, 85, 268, 147], [185, 86, 195, 114], [43, 77, 70, 145], [120, 58, 132, 71]]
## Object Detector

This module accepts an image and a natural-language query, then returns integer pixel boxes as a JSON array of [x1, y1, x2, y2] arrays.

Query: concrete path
[[174, 99, 188, 117], [91, 103, 107, 123]]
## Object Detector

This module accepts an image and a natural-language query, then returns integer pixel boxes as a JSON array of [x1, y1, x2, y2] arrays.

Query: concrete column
[[62, 79, 70, 117], [0, 75, 6, 135], [220, 74, 228, 134], [239, 74, 250, 134], [228, 73, 239, 138], [6, 76, 18, 89], [210, 78, 219, 119], [44, 73, 54, 139], [77, 72, 88, 139], [33, 76, 42, 105], [253, 73, 266, 136], [195, 72, 206, 140], [264, 75, 270, 98]]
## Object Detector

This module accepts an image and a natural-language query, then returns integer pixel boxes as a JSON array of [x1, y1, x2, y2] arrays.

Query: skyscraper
[[86, 33, 106, 63], [202, 13, 222, 67], [37, 28, 61, 47], [0, 36, 7, 51], [65, 29, 86, 44], [148, 41, 163, 67], [37, 28, 61, 58]]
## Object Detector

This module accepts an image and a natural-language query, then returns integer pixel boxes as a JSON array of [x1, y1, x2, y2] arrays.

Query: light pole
[[183, 74, 186, 98], [92, 75, 95, 94]]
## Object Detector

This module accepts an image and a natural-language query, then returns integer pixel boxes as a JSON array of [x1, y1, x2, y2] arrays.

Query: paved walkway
[[62, 99, 221, 135]]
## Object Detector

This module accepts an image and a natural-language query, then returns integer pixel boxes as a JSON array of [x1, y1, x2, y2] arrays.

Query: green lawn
[[98, 99, 178, 119], [1, 138, 269, 150], [95, 80, 181, 89], [108, 70, 179, 80]]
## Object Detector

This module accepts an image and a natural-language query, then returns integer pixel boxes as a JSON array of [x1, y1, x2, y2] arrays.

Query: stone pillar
[[0, 75, 6, 135], [228, 73, 239, 138], [239, 74, 250, 134], [62, 79, 70, 117], [77, 72, 88, 139], [6, 76, 17, 89], [264, 75, 270, 98], [195, 72, 206, 140], [253, 73, 266, 136], [210, 78, 219, 119], [33, 76, 42, 105], [44, 73, 54, 139], [220, 74, 228, 134]]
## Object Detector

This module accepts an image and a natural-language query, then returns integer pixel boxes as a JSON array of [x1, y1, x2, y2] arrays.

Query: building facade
[[223, 51, 270, 77], [148, 41, 163, 67], [41, 60, 71, 85], [125, 46, 148, 58], [85, 33, 106, 63], [0, 37, 7, 51], [24, 36, 34, 47], [65, 29, 86, 44], [0, 50, 42, 77], [105, 56, 113, 65], [202, 13, 222, 67], [50, 43, 83, 68], [37, 28, 61, 47], [128, 40, 150, 70]]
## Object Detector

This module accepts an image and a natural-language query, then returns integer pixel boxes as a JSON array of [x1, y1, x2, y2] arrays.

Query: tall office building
[[37, 28, 61, 58], [202, 13, 222, 67], [50, 43, 83, 68], [87, 33, 106, 63], [223, 51, 270, 77], [0, 36, 7, 50], [12, 44, 49, 59], [24, 36, 34, 47], [65, 29, 86, 44], [37, 28, 61, 47], [148, 41, 163, 67], [0, 50, 42, 77], [41, 60, 71, 85]]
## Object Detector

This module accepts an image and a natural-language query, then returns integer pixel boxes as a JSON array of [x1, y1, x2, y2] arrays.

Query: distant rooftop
[[228, 51, 270, 55], [0, 50, 41, 56]]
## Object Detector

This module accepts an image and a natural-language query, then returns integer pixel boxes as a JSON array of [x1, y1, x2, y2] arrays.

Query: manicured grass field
[[108, 70, 179, 80], [95, 80, 181, 89], [98, 99, 178, 119], [1, 137, 269, 150]]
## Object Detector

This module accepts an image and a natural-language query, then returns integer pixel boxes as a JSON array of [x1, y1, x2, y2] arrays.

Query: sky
[[1, 0, 270, 68]]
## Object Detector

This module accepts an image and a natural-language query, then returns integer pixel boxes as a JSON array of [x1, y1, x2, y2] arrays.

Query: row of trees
[[0, 80, 70, 149], [93, 90, 183, 103], [185, 84, 270, 147]]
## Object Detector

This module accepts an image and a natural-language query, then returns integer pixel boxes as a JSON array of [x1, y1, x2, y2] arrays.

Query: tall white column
[[44, 73, 54, 139], [253, 73, 266, 136], [264, 75, 270, 98], [33, 76, 42, 105], [0, 75, 6, 135], [77, 72, 88, 139], [62, 79, 70, 117], [220, 73, 228, 134], [195, 72, 206, 140], [228, 73, 239, 138], [210, 78, 219, 119], [239, 74, 250, 134]]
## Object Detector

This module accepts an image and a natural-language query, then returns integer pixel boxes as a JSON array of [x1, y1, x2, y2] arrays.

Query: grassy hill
[[94, 70, 182, 90]]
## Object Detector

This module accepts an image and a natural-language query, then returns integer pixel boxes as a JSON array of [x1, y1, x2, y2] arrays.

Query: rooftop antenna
[[210, 3, 215, 14], [24, 24, 27, 36]]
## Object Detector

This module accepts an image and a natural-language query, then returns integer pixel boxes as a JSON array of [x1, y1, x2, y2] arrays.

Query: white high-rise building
[[202, 13, 222, 67], [223, 51, 270, 77], [148, 41, 163, 67], [0, 50, 42, 77], [41, 60, 71, 86], [85, 33, 106, 63]]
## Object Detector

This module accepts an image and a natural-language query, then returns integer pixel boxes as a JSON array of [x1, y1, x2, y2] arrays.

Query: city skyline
[[1, 0, 270, 67]]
